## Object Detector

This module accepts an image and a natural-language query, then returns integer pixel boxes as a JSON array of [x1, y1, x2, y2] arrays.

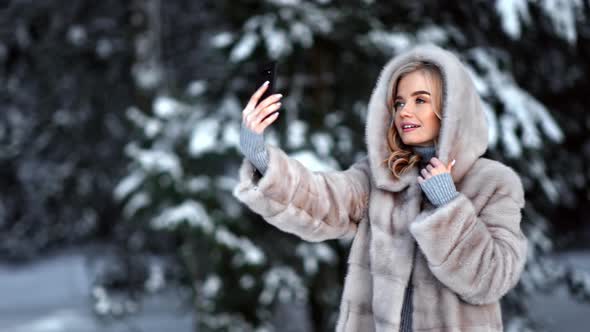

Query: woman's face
[[393, 70, 441, 147]]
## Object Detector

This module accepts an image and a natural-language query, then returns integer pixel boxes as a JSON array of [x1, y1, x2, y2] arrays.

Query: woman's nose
[[399, 105, 414, 117]]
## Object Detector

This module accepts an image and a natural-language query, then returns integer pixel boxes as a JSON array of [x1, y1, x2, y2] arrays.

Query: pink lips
[[400, 121, 421, 133], [402, 126, 420, 132]]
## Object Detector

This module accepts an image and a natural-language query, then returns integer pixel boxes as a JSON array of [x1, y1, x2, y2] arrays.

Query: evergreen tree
[[0, 0, 135, 259]]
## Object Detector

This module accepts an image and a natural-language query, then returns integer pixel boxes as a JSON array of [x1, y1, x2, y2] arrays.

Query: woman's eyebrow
[[395, 90, 431, 100], [411, 90, 430, 96]]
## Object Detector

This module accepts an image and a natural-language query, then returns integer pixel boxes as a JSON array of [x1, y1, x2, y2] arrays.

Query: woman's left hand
[[417, 157, 456, 184]]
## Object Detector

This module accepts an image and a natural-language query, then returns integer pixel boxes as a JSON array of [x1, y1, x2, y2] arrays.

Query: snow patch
[[123, 192, 151, 218], [202, 275, 222, 298], [215, 227, 266, 266], [259, 267, 307, 305], [114, 171, 145, 200], [230, 32, 259, 63], [287, 120, 308, 149], [291, 150, 340, 172], [151, 200, 213, 232], [261, 16, 293, 59], [296, 243, 336, 275], [187, 80, 207, 97], [126, 144, 183, 179], [154, 96, 183, 119], [222, 121, 240, 150], [310, 132, 334, 157], [67, 25, 87, 46], [189, 118, 220, 157], [469, 48, 564, 157], [495, 0, 530, 39], [540, 0, 583, 44], [210, 32, 234, 48], [289, 22, 314, 48], [185, 175, 211, 193]]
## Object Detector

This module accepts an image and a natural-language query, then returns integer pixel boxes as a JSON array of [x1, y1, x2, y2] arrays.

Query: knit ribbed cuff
[[239, 123, 269, 175], [419, 172, 459, 207]]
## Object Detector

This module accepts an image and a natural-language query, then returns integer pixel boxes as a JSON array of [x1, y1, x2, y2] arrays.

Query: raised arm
[[233, 144, 371, 242]]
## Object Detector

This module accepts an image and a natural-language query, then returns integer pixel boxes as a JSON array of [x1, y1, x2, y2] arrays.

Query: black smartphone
[[255, 60, 278, 121]]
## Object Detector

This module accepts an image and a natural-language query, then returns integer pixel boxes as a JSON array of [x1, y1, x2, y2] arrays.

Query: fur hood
[[365, 44, 488, 191]]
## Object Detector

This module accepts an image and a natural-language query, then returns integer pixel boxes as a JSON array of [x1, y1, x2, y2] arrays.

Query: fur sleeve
[[409, 167, 527, 305], [232, 144, 371, 242]]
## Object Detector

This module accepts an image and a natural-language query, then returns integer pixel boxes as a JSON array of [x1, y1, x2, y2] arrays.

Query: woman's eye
[[416, 98, 425, 104], [394, 101, 405, 110]]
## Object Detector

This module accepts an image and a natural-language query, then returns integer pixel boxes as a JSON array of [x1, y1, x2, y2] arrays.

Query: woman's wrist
[[239, 123, 269, 175], [419, 172, 459, 207]]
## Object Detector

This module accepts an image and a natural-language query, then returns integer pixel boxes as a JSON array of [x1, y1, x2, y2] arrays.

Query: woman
[[234, 44, 527, 332]]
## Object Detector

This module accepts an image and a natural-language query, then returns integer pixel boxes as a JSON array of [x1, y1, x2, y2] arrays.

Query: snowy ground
[[0, 248, 588, 332], [0, 248, 194, 332], [526, 251, 590, 332]]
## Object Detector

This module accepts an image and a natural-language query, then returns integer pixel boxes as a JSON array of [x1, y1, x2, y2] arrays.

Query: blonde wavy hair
[[382, 61, 444, 180]]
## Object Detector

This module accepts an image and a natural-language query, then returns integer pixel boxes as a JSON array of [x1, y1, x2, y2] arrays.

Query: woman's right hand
[[239, 82, 283, 175], [241, 81, 283, 134]]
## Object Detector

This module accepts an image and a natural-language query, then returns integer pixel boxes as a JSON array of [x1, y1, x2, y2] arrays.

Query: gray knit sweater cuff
[[419, 172, 459, 207], [239, 123, 269, 175]]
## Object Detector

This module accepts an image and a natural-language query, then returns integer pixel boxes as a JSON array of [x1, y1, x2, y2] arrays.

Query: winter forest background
[[1, 0, 590, 331]]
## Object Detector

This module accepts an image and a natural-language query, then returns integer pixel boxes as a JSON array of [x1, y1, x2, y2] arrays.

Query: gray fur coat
[[233, 44, 527, 331]]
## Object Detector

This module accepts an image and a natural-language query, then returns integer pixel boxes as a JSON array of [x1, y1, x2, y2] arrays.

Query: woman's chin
[[403, 139, 432, 147], [401, 138, 420, 146]]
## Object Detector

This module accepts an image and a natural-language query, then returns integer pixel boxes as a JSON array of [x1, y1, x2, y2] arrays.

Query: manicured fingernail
[[277, 94, 283, 98], [263, 81, 269, 86], [451, 159, 456, 166]]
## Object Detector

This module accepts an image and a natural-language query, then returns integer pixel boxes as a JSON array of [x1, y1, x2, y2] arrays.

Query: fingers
[[244, 90, 282, 118], [241, 85, 283, 134], [429, 157, 444, 168], [252, 104, 281, 133], [245, 81, 270, 113], [252, 101, 281, 125], [420, 168, 431, 180], [422, 157, 442, 177], [242, 81, 283, 134], [419, 157, 455, 183], [256, 111, 280, 133], [253, 94, 282, 119], [448, 159, 456, 171]]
